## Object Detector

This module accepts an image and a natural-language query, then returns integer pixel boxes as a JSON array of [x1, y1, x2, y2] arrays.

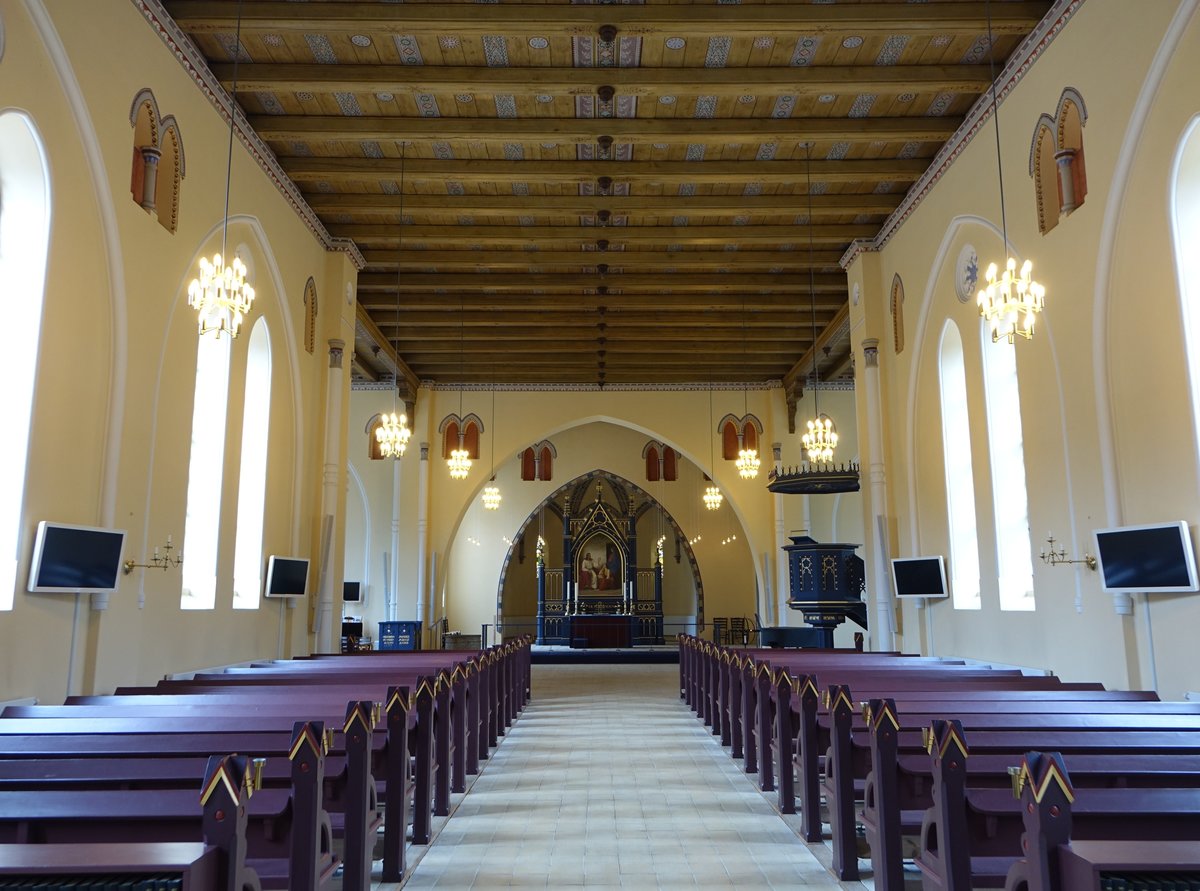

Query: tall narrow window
[[232, 318, 271, 609], [938, 321, 981, 609], [1173, 118, 1200, 470], [0, 113, 51, 610], [981, 324, 1035, 611], [180, 328, 232, 609]]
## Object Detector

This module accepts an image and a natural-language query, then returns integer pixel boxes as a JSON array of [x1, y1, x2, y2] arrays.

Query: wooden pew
[[0, 710, 376, 890], [0, 754, 262, 891], [0, 841, 224, 890], [914, 725, 1200, 890]]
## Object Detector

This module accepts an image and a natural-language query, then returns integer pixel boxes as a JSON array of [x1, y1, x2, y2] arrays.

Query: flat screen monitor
[[27, 521, 127, 594], [1093, 521, 1198, 594], [891, 556, 949, 599], [343, 580, 363, 604], [264, 555, 310, 599]]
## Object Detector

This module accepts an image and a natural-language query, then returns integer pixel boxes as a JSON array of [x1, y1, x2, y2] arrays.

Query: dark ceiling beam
[[356, 272, 847, 293], [167, 2, 1050, 37], [783, 303, 852, 391], [280, 157, 928, 184], [307, 192, 905, 217], [215, 63, 992, 96], [360, 249, 848, 269], [257, 115, 961, 145], [331, 223, 877, 245], [382, 310, 826, 327], [354, 303, 420, 398]]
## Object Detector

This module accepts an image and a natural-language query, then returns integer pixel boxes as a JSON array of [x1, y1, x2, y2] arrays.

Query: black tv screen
[[343, 580, 363, 603], [1093, 521, 1198, 594], [27, 521, 126, 594], [891, 556, 949, 599], [264, 555, 309, 598]]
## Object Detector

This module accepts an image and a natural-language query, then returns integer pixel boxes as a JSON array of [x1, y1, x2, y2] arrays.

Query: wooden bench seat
[[0, 841, 223, 890]]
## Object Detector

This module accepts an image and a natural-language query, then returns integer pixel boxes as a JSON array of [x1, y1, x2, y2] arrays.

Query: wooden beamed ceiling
[[164, 0, 1053, 389]]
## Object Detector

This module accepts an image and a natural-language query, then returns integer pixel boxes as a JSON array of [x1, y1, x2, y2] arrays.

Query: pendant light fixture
[[735, 293, 760, 480], [800, 143, 838, 465], [704, 387, 723, 510], [375, 141, 411, 458], [187, 0, 255, 338], [482, 384, 501, 510], [976, 0, 1045, 343], [448, 294, 472, 480]]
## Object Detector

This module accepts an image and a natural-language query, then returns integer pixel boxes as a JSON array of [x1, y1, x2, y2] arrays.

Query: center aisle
[[392, 663, 854, 888]]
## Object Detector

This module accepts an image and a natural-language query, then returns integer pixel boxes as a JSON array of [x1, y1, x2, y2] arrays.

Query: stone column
[[860, 338, 896, 650], [138, 145, 162, 211], [389, 453, 403, 623], [317, 339, 345, 653], [1055, 148, 1078, 214]]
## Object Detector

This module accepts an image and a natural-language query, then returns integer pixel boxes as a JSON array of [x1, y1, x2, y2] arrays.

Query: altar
[[569, 614, 635, 649]]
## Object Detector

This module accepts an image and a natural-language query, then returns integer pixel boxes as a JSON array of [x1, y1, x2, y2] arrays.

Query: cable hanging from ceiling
[[800, 143, 838, 465], [375, 140, 412, 459]]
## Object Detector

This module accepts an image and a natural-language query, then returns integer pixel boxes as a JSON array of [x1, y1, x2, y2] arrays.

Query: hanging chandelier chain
[[806, 143, 819, 415], [985, 0, 1009, 251], [220, 0, 244, 263]]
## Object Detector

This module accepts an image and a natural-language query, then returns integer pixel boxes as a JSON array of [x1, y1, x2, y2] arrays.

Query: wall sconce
[[1039, 532, 1096, 570], [124, 535, 184, 574]]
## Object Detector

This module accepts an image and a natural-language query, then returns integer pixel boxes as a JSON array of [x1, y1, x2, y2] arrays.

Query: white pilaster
[[317, 339, 345, 653], [416, 442, 430, 636], [860, 338, 897, 650]]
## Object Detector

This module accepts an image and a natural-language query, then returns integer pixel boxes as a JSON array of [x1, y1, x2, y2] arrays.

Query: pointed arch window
[[232, 318, 271, 610], [981, 324, 1035, 611], [938, 321, 981, 610], [0, 112, 51, 610], [180, 316, 232, 610]]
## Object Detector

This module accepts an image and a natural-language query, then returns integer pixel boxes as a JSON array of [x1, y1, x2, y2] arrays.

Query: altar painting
[[577, 535, 623, 593]]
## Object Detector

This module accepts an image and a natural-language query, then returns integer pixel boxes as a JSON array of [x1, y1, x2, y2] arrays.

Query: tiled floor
[[384, 663, 862, 889]]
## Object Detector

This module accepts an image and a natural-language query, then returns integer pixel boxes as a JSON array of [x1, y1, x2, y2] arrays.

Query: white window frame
[[938, 320, 982, 609]]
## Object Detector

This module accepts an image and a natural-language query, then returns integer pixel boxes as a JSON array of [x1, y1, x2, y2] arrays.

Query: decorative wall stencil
[[926, 92, 954, 116], [262, 34, 283, 48], [754, 36, 774, 50], [376, 92, 394, 102], [955, 243, 980, 303], [361, 141, 383, 158], [665, 37, 685, 50], [771, 95, 795, 118], [652, 143, 668, 150], [518, 216, 534, 226], [672, 216, 689, 227], [705, 36, 732, 68], [393, 35, 427, 64], [536, 94, 554, 103], [438, 36, 460, 50], [849, 94, 876, 117], [333, 213, 352, 225], [932, 35, 952, 48], [898, 141, 921, 159], [744, 182, 763, 196], [304, 34, 337, 64], [677, 183, 696, 197], [619, 36, 641, 67], [854, 214, 871, 224], [511, 183, 529, 196], [695, 96, 717, 118], [446, 181, 465, 195], [295, 91, 314, 102], [575, 95, 595, 118], [256, 93, 284, 114], [826, 142, 850, 160], [541, 142, 558, 149], [288, 140, 312, 155], [615, 96, 638, 118], [794, 213, 810, 225], [455, 93, 474, 103], [316, 181, 333, 193], [897, 92, 916, 103], [381, 180, 400, 195], [791, 36, 821, 66], [414, 93, 440, 116], [351, 35, 372, 48], [685, 144, 706, 161], [738, 95, 755, 104], [334, 92, 364, 116], [528, 37, 549, 49], [432, 141, 453, 160], [503, 143, 524, 160], [658, 95, 676, 105], [817, 94, 835, 103], [457, 216, 475, 226], [573, 35, 592, 67], [873, 182, 894, 193], [482, 35, 510, 67], [810, 181, 828, 195], [732, 215, 749, 226], [842, 36, 864, 49], [769, 266, 784, 274], [875, 35, 910, 66], [495, 95, 517, 117], [576, 144, 595, 161]]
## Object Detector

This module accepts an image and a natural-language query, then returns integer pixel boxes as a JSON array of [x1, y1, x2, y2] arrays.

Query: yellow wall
[[849, 0, 1200, 696], [0, 0, 354, 701]]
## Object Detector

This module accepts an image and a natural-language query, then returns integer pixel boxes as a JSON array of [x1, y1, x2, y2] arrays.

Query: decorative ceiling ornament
[[977, 0, 1046, 343], [187, 0, 255, 338]]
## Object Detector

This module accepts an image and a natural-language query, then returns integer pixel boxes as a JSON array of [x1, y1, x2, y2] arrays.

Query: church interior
[[3, 0, 1200, 885]]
